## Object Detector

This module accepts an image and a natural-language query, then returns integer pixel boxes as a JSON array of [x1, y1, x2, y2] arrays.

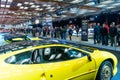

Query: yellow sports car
[[4, 34, 41, 42], [0, 40, 117, 80]]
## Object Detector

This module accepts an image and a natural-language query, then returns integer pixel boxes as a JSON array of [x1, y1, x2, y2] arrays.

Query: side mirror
[[87, 54, 92, 61]]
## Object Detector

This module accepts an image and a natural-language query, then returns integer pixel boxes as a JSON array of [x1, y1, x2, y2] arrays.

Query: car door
[[41, 46, 96, 80], [4, 50, 46, 80]]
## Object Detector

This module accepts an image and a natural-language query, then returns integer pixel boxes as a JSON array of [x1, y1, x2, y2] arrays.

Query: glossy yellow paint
[[91, 50, 118, 80], [30, 37, 42, 40], [0, 44, 118, 80], [12, 38, 23, 41], [41, 56, 96, 80]]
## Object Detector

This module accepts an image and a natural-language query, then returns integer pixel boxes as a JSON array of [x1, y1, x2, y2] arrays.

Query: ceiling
[[0, 0, 120, 25]]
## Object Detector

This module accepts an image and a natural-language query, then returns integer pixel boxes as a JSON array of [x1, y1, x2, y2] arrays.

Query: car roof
[[0, 39, 79, 53], [4, 33, 26, 38], [0, 39, 94, 55]]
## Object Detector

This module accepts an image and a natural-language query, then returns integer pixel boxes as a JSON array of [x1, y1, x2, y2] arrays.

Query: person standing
[[109, 22, 117, 46], [101, 23, 109, 46], [60, 26, 63, 39], [37, 27, 42, 36], [62, 26, 67, 40], [93, 23, 99, 44], [50, 27, 54, 38], [68, 26, 73, 40], [105, 23, 109, 45], [75, 25, 79, 37], [117, 25, 120, 46], [32, 28, 36, 37], [42, 27, 46, 37], [97, 23, 102, 43]]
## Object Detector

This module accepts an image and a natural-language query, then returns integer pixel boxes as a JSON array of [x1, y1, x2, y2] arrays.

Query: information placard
[[81, 20, 88, 41]]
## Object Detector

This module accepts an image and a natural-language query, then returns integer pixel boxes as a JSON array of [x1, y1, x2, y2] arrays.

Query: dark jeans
[[63, 33, 66, 40], [98, 34, 102, 43], [110, 36, 115, 46], [94, 34, 99, 44], [102, 35, 108, 46], [69, 35, 72, 40], [117, 36, 120, 46]]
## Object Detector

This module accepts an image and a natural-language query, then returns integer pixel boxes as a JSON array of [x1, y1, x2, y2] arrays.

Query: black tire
[[96, 61, 113, 80]]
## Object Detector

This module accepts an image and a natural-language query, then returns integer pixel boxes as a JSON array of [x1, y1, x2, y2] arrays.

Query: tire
[[96, 61, 113, 80]]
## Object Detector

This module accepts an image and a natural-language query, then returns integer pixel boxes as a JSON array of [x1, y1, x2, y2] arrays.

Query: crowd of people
[[93, 22, 120, 47], [9, 25, 74, 41], [7, 22, 120, 47]]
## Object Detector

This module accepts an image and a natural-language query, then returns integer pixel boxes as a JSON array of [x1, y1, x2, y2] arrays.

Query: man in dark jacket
[[94, 23, 100, 44], [109, 22, 117, 46], [68, 27, 73, 40], [101, 23, 109, 46], [93, 23, 98, 44]]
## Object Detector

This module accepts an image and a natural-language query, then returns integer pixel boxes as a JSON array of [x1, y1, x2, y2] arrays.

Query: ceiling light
[[50, 7, 55, 10], [107, 6, 114, 9], [36, 5, 40, 8], [70, 8, 78, 12], [16, 13, 20, 15], [31, 5, 36, 8], [77, 9, 87, 15], [112, 3, 120, 6], [62, 15, 67, 17], [49, 9, 55, 12], [12, 11, 15, 13], [36, 13, 40, 16], [46, 6, 51, 9], [54, 0, 63, 1], [96, 4, 106, 8], [101, 0, 114, 4], [1, 0, 6, 2], [34, 13, 37, 15], [17, 3, 22, 6], [62, 10, 67, 13], [8, 0, 13, 3], [24, 7, 28, 9], [29, 2, 34, 5], [47, 5, 51, 7], [0, 12, 3, 14], [8, 11, 11, 13], [70, 0, 83, 4], [39, 8, 43, 11], [4, 12, 7, 14], [43, 4, 47, 7], [14, 13, 17, 14], [35, 19, 39, 24], [24, 2, 29, 4], [25, 12, 28, 15], [6, 5, 10, 8], [22, 12, 25, 14], [1, 4, 5, 7], [89, 10, 96, 12], [57, 6, 61, 9], [85, 2, 95, 6], [20, 6, 24, 9], [35, 8, 39, 10]]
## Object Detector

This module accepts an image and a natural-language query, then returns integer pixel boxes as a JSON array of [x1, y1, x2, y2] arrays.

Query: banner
[[81, 20, 88, 41]]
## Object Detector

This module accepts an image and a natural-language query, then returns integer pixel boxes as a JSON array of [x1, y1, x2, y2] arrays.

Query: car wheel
[[96, 61, 113, 80]]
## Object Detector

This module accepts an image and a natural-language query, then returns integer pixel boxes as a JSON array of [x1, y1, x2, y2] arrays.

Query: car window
[[5, 51, 32, 64], [63, 48, 86, 59], [42, 47, 86, 62], [43, 47, 64, 62], [5, 47, 87, 64]]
